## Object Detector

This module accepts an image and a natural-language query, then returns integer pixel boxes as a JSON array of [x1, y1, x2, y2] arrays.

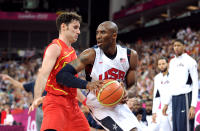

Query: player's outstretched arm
[[56, 48, 103, 90], [0, 74, 23, 89], [125, 49, 138, 89]]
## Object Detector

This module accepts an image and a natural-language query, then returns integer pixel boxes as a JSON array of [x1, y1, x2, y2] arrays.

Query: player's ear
[[61, 23, 68, 31], [112, 32, 117, 39]]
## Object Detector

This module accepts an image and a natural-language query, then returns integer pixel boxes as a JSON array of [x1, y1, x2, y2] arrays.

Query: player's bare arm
[[56, 48, 103, 90], [126, 49, 138, 89], [0, 74, 23, 89], [29, 44, 61, 113], [70, 48, 96, 72], [34, 44, 61, 100], [120, 50, 138, 104]]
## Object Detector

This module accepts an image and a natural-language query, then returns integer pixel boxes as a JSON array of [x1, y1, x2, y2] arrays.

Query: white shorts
[[146, 110, 172, 131], [86, 92, 142, 131]]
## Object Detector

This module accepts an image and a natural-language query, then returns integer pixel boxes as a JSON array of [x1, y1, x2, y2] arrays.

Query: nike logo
[[181, 110, 185, 113]]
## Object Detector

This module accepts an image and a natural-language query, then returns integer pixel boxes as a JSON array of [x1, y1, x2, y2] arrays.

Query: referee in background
[[163, 39, 199, 131]]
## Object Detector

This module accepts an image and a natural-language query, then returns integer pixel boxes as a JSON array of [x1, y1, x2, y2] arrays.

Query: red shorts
[[41, 93, 90, 131]]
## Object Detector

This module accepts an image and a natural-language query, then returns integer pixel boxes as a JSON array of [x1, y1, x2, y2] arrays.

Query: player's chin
[[98, 44, 103, 49], [72, 38, 78, 43]]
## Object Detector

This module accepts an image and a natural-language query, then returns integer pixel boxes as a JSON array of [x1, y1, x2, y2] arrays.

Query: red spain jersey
[[44, 39, 77, 97]]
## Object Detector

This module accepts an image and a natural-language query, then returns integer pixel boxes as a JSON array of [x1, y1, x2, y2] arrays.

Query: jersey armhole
[[127, 48, 131, 65]]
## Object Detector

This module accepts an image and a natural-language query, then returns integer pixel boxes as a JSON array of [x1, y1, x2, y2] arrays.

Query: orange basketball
[[96, 79, 125, 107]]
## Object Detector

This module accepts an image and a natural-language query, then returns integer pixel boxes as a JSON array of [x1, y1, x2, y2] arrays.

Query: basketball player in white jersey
[[56, 21, 142, 131], [150, 57, 172, 131]]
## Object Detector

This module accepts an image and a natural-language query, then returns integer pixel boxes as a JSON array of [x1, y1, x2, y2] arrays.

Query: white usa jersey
[[86, 45, 142, 131], [90, 44, 130, 82]]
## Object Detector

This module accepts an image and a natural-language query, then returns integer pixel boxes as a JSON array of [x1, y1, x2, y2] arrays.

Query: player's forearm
[[34, 73, 48, 100], [9, 79, 23, 89], [76, 89, 86, 103], [191, 71, 198, 107], [152, 98, 160, 113], [56, 64, 88, 89]]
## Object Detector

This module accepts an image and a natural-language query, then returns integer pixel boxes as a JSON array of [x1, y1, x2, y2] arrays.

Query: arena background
[[0, 0, 200, 131]]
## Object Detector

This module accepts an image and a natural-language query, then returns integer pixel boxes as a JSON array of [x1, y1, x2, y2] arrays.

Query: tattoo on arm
[[70, 48, 95, 71]]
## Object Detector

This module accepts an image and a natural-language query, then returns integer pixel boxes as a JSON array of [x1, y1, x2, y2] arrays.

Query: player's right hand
[[28, 96, 45, 114], [119, 82, 128, 104], [162, 104, 168, 116], [152, 113, 157, 123], [86, 80, 104, 91]]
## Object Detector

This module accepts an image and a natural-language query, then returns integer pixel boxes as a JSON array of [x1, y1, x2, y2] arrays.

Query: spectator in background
[[130, 98, 147, 126], [163, 39, 199, 131], [145, 100, 153, 125], [0, 72, 46, 131], [4, 104, 14, 125]]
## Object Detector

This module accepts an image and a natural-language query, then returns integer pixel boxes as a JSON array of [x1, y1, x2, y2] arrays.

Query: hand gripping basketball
[[96, 79, 125, 107]]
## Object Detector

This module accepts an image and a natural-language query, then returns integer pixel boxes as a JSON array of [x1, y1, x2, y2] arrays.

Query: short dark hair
[[158, 56, 168, 63], [56, 12, 82, 31], [173, 39, 185, 45]]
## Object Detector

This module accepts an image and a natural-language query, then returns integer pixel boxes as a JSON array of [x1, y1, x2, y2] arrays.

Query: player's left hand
[[28, 96, 45, 114], [0, 74, 11, 81], [119, 82, 128, 104], [86, 80, 104, 91], [189, 106, 195, 119]]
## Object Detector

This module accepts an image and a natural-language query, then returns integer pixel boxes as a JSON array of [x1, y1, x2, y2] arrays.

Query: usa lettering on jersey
[[99, 68, 125, 80]]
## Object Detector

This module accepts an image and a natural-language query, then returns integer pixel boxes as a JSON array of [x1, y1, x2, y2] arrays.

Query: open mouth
[[97, 42, 103, 46]]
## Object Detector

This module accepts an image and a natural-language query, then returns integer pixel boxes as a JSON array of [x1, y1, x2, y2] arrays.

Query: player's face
[[132, 101, 141, 112], [145, 102, 152, 113], [96, 24, 114, 50], [158, 59, 168, 72], [64, 20, 80, 43], [173, 41, 185, 56]]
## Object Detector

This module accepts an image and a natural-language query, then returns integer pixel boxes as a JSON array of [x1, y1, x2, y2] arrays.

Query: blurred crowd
[[0, 57, 42, 125], [0, 27, 200, 127]]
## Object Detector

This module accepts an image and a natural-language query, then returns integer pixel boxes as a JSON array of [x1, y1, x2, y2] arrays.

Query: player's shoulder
[[81, 47, 96, 55], [45, 43, 61, 55], [78, 48, 96, 64], [182, 53, 197, 66], [169, 56, 176, 64], [118, 44, 137, 54], [154, 73, 162, 80], [130, 49, 138, 56]]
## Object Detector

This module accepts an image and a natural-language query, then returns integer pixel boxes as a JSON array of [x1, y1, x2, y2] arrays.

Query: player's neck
[[162, 70, 168, 76], [59, 35, 71, 47], [176, 52, 185, 57], [105, 44, 117, 55]]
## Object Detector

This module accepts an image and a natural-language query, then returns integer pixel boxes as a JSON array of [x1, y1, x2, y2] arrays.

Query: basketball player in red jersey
[[56, 21, 141, 131], [28, 12, 103, 131]]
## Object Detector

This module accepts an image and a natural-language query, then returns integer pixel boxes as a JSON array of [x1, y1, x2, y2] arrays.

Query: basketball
[[96, 79, 125, 107]]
